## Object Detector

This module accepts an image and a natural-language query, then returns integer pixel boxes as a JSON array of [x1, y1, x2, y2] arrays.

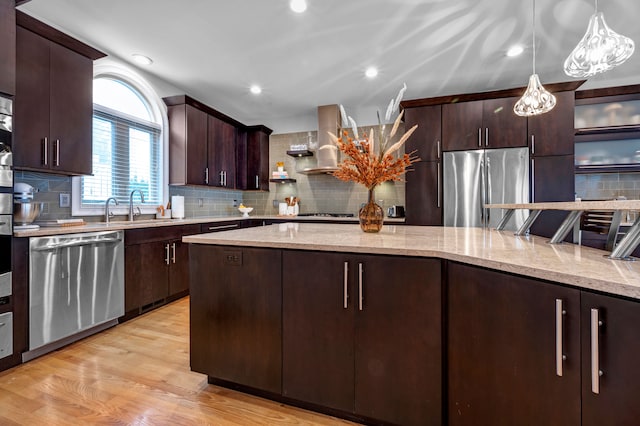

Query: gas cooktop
[[297, 213, 355, 218]]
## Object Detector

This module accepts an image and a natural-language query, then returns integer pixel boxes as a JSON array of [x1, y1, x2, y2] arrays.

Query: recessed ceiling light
[[365, 67, 378, 78], [290, 0, 307, 13], [506, 45, 524, 57], [250, 85, 262, 95], [132, 54, 153, 65]]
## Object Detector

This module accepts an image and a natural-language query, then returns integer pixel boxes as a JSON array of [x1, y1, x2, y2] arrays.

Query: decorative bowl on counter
[[238, 206, 253, 217]]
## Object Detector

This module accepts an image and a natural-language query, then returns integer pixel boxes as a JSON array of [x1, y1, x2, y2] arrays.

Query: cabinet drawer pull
[[42, 137, 48, 166], [205, 167, 209, 184], [207, 224, 239, 231], [477, 128, 482, 147], [591, 308, 603, 394], [54, 139, 60, 166], [436, 140, 441, 159], [165, 243, 170, 265], [358, 263, 364, 311], [343, 261, 349, 309], [256, 175, 259, 189], [171, 242, 176, 264], [555, 299, 566, 377], [485, 127, 489, 147]]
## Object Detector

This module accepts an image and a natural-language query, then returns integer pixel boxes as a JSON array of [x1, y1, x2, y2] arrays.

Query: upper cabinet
[[0, 0, 16, 97], [442, 97, 527, 151], [574, 85, 640, 173], [164, 95, 271, 190], [237, 125, 272, 191], [13, 13, 106, 175], [529, 90, 575, 157]]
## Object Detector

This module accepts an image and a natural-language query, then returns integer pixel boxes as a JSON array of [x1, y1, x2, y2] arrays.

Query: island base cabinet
[[447, 262, 581, 426], [190, 245, 282, 394], [283, 250, 442, 426], [581, 292, 640, 426]]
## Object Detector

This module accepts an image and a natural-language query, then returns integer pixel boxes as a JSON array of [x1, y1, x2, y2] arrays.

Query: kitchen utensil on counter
[[387, 205, 405, 218], [13, 182, 42, 230]]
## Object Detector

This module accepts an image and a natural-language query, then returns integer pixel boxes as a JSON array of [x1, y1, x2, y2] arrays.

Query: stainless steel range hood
[[298, 104, 341, 175]]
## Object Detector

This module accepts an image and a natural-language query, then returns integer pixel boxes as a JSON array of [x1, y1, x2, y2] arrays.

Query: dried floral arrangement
[[325, 84, 420, 190]]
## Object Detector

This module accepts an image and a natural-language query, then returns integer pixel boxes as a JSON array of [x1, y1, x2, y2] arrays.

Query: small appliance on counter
[[13, 182, 42, 230], [388, 205, 405, 218]]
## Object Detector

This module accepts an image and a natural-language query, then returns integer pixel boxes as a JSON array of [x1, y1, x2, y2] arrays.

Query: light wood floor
[[0, 297, 357, 425]]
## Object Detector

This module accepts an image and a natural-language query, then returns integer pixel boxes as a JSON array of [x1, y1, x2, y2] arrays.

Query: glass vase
[[359, 188, 384, 233]]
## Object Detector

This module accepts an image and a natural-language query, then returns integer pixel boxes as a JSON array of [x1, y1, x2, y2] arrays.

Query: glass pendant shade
[[514, 74, 557, 116], [564, 11, 635, 78]]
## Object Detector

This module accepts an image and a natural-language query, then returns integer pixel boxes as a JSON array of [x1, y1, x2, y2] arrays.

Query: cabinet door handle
[[207, 224, 239, 231], [437, 161, 441, 208], [555, 299, 566, 377], [591, 308, 603, 394], [42, 137, 48, 166], [485, 128, 489, 147], [358, 263, 364, 311], [436, 140, 441, 159], [531, 134, 536, 155], [531, 158, 535, 203], [477, 128, 482, 147], [171, 242, 176, 264], [165, 243, 170, 265], [205, 167, 209, 184], [54, 139, 60, 166], [343, 261, 349, 309], [255, 175, 259, 189]]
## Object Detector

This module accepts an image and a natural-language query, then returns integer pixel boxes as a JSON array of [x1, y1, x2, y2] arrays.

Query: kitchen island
[[185, 224, 640, 426]]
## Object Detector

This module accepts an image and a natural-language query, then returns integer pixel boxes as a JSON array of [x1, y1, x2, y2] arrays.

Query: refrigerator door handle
[[486, 156, 491, 224], [479, 158, 485, 224]]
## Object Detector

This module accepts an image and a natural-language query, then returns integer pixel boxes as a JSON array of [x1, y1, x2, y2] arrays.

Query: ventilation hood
[[298, 104, 341, 174]]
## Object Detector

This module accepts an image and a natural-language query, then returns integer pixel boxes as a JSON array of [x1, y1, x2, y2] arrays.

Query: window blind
[[81, 105, 162, 207]]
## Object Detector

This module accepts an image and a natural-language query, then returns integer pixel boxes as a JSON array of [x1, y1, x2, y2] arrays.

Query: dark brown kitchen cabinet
[[208, 115, 236, 188], [0, 0, 15, 97], [404, 105, 443, 225], [442, 97, 527, 151], [237, 125, 272, 190], [581, 292, 640, 426], [190, 245, 282, 394], [123, 224, 200, 320], [283, 250, 442, 426], [448, 262, 581, 426], [528, 90, 575, 157], [530, 155, 575, 238], [405, 161, 441, 225], [14, 21, 103, 175], [167, 103, 208, 185]]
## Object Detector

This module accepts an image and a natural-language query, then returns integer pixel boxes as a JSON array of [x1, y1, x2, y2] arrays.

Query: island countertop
[[183, 223, 640, 300]]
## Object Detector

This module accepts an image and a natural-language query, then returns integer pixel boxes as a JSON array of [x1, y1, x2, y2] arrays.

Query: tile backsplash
[[575, 172, 640, 200], [14, 130, 407, 220]]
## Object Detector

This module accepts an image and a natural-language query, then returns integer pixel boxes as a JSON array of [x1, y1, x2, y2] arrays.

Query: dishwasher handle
[[33, 236, 122, 251]]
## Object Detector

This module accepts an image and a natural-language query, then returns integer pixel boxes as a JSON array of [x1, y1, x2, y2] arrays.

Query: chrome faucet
[[104, 197, 119, 224], [128, 189, 145, 221]]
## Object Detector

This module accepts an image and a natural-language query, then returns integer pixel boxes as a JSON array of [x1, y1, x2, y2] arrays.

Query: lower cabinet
[[189, 245, 282, 393], [282, 250, 442, 426], [581, 292, 640, 426], [124, 224, 200, 319], [448, 261, 640, 426], [448, 262, 581, 426]]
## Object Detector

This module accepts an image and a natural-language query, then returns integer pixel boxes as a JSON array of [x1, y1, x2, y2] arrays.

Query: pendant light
[[514, 0, 556, 117], [563, 0, 635, 78]]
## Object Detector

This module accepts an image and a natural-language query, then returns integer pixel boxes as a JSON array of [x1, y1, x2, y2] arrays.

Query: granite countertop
[[485, 200, 640, 210], [183, 223, 640, 300], [13, 215, 405, 237]]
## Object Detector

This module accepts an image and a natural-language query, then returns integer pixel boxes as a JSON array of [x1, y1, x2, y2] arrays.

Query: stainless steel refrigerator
[[443, 147, 529, 230]]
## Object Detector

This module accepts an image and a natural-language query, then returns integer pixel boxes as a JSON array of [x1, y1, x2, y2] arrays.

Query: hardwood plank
[[0, 297, 356, 425]]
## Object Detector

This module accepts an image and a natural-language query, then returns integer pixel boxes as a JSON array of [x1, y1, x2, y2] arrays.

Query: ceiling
[[18, 0, 640, 133]]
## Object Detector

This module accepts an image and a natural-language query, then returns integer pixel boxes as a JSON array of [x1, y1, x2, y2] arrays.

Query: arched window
[[73, 66, 167, 215]]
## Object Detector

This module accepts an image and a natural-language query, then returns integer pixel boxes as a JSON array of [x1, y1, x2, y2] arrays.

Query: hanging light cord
[[532, 0, 536, 75]]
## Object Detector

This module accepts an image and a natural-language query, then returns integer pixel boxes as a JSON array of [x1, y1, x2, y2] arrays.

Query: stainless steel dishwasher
[[25, 230, 124, 360]]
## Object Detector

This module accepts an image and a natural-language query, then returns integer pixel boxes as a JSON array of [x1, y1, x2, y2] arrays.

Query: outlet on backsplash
[[59, 193, 70, 208]]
